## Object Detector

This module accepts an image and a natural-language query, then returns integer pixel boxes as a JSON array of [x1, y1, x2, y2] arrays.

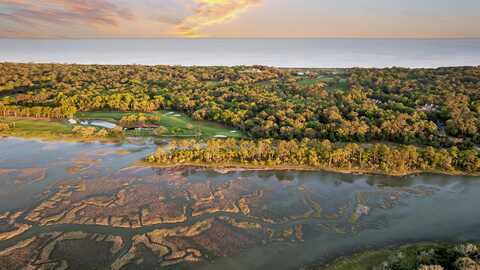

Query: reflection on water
[[0, 138, 479, 270]]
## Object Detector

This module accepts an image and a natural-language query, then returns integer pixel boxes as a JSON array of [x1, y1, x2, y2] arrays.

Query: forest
[[0, 63, 479, 174]]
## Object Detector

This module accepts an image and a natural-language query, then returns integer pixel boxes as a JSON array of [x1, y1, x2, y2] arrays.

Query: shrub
[[0, 123, 10, 131], [72, 126, 96, 137]]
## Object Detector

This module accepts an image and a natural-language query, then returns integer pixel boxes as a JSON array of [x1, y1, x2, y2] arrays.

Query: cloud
[[0, 0, 263, 37], [0, 0, 134, 37], [176, 0, 262, 37]]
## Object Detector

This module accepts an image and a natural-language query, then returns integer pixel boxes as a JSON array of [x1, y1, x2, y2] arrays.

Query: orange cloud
[[176, 0, 262, 37], [0, 0, 134, 37]]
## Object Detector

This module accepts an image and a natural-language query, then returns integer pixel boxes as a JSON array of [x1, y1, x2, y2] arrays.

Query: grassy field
[[0, 119, 76, 140], [297, 74, 349, 92], [12, 119, 72, 133], [76, 111, 246, 138], [327, 78, 349, 92]]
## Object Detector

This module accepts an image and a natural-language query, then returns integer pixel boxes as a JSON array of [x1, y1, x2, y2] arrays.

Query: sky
[[0, 0, 479, 38]]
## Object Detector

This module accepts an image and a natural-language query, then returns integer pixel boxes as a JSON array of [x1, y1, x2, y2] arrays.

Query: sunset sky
[[0, 0, 479, 38]]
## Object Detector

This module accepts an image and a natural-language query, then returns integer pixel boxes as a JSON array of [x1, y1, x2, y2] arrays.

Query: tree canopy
[[1, 63, 479, 150]]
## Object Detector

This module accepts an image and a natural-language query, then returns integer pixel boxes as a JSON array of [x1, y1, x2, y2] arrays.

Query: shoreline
[[141, 161, 480, 178], [0, 132, 124, 144]]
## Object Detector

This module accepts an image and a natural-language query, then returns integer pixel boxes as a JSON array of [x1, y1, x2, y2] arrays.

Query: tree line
[[0, 104, 76, 119], [146, 139, 480, 174]]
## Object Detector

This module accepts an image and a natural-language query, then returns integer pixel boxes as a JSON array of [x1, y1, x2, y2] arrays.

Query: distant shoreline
[[0, 61, 478, 70]]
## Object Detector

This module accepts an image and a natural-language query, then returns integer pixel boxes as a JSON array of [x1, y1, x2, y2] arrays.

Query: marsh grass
[[319, 244, 443, 270]]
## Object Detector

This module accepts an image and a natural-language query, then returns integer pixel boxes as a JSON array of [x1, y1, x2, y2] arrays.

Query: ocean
[[1, 38, 479, 68]]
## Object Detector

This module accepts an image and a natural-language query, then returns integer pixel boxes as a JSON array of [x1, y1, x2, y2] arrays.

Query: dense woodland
[[1, 63, 479, 171], [1, 63, 479, 147]]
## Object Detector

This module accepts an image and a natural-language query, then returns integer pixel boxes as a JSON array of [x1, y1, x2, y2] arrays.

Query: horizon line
[[1, 37, 480, 40], [1, 60, 479, 69]]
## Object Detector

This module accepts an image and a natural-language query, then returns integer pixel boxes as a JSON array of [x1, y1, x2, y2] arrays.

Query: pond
[[80, 120, 118, 129], [0, 137, 479, 269]]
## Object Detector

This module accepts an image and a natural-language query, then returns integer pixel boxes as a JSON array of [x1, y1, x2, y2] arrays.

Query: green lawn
[[327, 78, 349, 92], [297, 74, 349, 92], [0, 119, 74, 140], [76, 111, 246, 138], [298, 78, 321, 86], [8, 119, 72, 133]]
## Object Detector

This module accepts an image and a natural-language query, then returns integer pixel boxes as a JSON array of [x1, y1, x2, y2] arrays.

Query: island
[[0, 63, 478, 176]]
